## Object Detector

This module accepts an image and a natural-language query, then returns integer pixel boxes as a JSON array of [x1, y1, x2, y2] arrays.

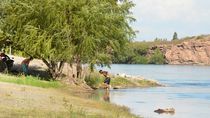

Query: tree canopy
[[0, 0, 135, 79], [172, 32, 178, 40]]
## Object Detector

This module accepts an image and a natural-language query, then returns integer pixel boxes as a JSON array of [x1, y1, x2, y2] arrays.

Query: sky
[[131, 0, 210, 41]]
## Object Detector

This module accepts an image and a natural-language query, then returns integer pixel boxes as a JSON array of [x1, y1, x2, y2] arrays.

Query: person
[[0, 52, 14, 71], [21, 57, 33, 76], [99, 70, 111, 90], [99, 70, 103, 74], [0, 52, 9, 62]]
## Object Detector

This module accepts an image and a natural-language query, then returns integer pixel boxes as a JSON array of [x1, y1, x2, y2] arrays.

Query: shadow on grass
[[10, 64, 51, 80]]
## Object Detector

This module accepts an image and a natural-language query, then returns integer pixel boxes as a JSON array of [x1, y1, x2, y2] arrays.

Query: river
[[98, 64, 210, 118]]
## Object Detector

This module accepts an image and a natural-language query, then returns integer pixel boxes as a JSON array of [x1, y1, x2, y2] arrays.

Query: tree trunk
[[42, 58, 64, 80], [76, 60, 82, 79]]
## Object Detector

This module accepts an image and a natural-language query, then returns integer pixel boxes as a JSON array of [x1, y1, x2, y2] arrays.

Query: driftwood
[[154, 108, 175, 114]]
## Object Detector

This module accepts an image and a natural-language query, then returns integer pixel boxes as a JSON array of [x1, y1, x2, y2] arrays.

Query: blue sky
[[131, 0, 210, 41]]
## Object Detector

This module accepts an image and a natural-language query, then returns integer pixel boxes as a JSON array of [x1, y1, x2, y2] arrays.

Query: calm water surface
[[98, 64, 210, 118]]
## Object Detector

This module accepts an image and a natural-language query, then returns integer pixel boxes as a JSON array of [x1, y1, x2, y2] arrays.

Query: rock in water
[[154, 108, 175, 114]]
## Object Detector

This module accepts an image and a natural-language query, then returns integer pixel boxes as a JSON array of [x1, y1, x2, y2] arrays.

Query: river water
[[98, 64, 210, 118]]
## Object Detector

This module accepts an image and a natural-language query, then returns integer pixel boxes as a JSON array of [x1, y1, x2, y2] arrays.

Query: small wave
[[175, 82, 210, 87]]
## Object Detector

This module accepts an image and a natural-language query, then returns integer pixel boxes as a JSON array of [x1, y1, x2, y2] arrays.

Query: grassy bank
[[0, 74, 61, 88], [85, 72, 161, 89], [0, 74, 139, 118]]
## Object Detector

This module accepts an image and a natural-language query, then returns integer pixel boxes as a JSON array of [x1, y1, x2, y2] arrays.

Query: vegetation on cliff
[[112, 41, 165, 64], [112, 34, 210, 64]]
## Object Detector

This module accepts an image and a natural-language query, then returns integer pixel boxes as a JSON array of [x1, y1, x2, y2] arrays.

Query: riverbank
[[0, 74, 139, 118], [8, 55, 162, 89], [85, 72, 162, 89]]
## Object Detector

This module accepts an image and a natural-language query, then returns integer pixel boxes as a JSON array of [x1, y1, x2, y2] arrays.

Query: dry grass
[[0, 74, 140, 118]]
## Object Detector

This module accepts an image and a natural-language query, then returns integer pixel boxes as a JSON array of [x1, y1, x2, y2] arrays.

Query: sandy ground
[[0, 82, 101, 117], [0, 81, 138, 118], [0, 82, 62, 115], [9, 55, 48, 71]]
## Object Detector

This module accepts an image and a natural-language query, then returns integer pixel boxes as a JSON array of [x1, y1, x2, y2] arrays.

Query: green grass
[[111, 77, 135, 86], [84, 71, 160, 88], [0, 74, 62, 88], [137, 79, 160, 87]]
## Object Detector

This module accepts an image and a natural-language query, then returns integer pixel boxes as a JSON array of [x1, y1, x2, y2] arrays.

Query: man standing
[[99, 70, 111, 90]]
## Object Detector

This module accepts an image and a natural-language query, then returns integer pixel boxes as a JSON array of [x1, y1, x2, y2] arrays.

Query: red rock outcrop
[[164, 38, 210, 65]]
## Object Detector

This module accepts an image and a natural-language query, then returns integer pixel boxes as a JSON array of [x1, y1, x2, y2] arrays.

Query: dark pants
[[104, 77, 111, 85]]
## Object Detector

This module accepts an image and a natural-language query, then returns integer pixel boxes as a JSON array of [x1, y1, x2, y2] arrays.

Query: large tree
[[0, 0, 135, 79]]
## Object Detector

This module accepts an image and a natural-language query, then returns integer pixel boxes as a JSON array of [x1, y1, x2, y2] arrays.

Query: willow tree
[[1, 0, 73, 79], [0, 0, 135, 79], [66, 0, 135, 78]]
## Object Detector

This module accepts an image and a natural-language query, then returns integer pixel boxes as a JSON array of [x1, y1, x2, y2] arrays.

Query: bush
[[84, 72, 104, 89], [132, 56, 148, 64], [149, 49, 165, 64]]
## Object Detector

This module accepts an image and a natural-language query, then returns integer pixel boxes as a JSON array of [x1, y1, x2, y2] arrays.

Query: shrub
[[132, 55, 148, 64], [149, 49, 165, 64], [84, 72, 104, 89]]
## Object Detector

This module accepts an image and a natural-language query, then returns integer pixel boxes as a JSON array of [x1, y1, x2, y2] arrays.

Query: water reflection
[[103, 90, 110, 102], [87, 89, 110, 102]]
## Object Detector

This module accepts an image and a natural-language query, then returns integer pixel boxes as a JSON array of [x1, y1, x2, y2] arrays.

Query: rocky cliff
[[151, 35, 210, 65], [165, 36, 210, 65]]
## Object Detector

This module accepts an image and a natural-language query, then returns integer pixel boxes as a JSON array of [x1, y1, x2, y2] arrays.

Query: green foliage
[[112, 42, 150, 64], [172, 32, 178, 40], [132, 55, 148, 64], [84, 72, 104, 89], [113, 41, 167, 64], [132, 42, 149, 55], [0, 0, 135, 79], [149, 49, 165, 64]]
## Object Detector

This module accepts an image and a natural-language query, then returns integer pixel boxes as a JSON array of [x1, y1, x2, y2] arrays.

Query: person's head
[[99, 70, 103, 74], [0, 53, 5, 57], [102, 71, 108, 77]]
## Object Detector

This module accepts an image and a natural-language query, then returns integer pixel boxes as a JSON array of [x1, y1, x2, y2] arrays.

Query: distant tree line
[[112, 42, 165, 64]]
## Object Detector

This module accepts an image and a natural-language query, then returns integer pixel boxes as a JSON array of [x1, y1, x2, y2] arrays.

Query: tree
[[149, 49, 165, 64], [172, 32, 178, 40], [0, 0, 135, 80]]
